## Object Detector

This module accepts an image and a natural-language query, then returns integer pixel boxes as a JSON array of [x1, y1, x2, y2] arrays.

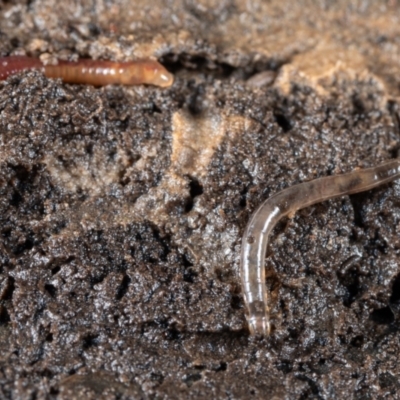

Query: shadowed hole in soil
[[49, 387, 59, 396], [390, 273, 400, 304], [351, 94, 366, 115], [0, 305, 10, 325], [239, 187, 247, 208], [337, 269, 361, 307], [82, 334, 99, 349], [182, 253, 193, 268], [42, 368, 54, 379], [183, 268, 197, 283], [1, 277, 14, 300], [350, 335, 364, 347], [273, 112, 292, 132], [348, 193, 366, 228], [166, 326, 181, 341], [185, 177, 204, 213], [51, 266, 61, 275], [90, 273, 107, 286], [370, 306, 395, 324], [214, 361, 227, 372], [44, 284, 57, 298], [10, 190, 23, 207], [13, 236, 35, 255], [230, 294, 242, 310], [161, 53, 235, 80], [116, 275, 131, 300]]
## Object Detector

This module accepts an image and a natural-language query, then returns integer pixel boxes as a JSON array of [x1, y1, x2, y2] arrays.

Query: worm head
[[141, 61, 174, 88]]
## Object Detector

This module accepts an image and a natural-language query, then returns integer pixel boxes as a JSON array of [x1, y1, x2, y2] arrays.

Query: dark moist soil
[[1, 1, 400, 399]]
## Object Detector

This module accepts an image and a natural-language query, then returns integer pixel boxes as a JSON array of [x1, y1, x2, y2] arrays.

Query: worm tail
[[0, 56, 44, 81]]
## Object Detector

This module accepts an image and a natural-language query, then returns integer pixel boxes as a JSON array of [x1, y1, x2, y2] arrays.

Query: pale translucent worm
[[240, 159, 400, 336]]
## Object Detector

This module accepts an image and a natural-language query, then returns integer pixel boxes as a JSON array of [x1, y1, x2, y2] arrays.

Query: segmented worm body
[[0, 56, 173, 87], [240, 159, 400, 336]]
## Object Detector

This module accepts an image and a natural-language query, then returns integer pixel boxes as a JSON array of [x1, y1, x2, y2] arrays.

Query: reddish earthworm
[[240, 159, 400, 336], [0, 56, 174, 87]]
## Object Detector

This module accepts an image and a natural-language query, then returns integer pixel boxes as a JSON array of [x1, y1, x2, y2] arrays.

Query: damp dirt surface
[[1, 1, 400, 399]]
